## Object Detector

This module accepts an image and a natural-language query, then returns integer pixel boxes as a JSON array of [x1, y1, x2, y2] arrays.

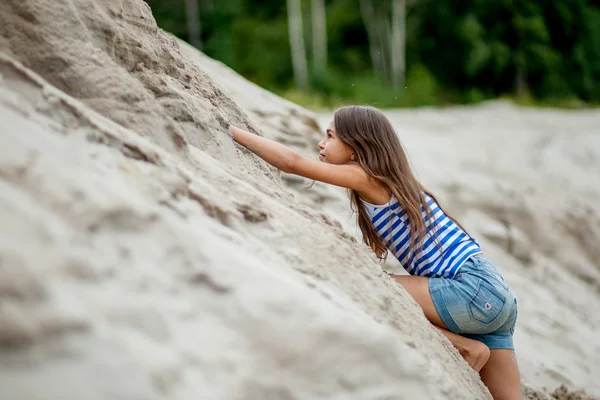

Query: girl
[[229, 105, 520, 400]]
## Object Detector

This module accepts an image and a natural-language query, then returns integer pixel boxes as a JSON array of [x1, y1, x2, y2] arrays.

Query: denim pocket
[[468, 279, 507, 327]]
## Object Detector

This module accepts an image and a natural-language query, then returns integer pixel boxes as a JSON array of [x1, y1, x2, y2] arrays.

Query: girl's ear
[[351, 153, 356, 161]]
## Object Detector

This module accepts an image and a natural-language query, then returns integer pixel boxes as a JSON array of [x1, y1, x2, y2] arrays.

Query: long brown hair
[[333, 105, 467, 261]]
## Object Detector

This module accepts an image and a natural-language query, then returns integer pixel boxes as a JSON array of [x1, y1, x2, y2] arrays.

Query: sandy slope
[[0, 0, 598, 399], [0, 0, 491, 399], [0, 49, 491, 400]]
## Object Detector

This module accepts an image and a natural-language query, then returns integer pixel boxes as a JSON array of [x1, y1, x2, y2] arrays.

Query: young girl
[[229, 105, 520, 400]]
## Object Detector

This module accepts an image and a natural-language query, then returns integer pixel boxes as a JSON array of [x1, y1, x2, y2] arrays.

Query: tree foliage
[[145, 0, 600, 106]]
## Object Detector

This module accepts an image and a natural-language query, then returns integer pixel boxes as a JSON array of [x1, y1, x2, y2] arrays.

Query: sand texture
[[0, 0, 599, 399]]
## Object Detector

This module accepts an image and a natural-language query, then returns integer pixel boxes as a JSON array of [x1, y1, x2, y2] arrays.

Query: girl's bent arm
[[230, 125, 371, 192]]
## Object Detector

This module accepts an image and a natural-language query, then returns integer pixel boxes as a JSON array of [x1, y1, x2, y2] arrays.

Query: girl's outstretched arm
[[229, 125, 372, 192], [230, 125, 297, 173]]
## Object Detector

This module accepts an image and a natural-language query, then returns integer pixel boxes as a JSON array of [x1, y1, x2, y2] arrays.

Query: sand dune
[[0, 0, 598, 399]]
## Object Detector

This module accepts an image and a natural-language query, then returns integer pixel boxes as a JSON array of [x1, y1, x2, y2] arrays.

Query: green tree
[[145, 0, 600, 105]]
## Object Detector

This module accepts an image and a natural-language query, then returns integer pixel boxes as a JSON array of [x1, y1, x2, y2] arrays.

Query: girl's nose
[[318, 140, 325, 149]]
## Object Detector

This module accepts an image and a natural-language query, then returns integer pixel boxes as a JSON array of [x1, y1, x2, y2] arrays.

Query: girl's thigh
[[392, 275, 449, 329]]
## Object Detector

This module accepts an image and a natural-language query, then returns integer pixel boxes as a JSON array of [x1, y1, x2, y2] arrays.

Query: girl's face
[[318, 120, 354, 164]]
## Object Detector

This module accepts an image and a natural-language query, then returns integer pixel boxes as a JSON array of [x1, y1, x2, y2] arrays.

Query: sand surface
[[0, 0, 599, 399]]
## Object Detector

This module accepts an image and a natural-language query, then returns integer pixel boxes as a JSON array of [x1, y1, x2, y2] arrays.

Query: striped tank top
[[361, 193, 482, 278]]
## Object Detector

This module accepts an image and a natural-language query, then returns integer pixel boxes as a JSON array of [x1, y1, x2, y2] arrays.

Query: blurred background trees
[[146, 0, 600, 108]]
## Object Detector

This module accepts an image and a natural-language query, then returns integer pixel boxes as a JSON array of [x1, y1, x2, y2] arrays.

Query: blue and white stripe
[[362, 193, 482, 278]]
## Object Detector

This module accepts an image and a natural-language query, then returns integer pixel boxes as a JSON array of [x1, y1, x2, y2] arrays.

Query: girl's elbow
[[283, 152, 301, 174]]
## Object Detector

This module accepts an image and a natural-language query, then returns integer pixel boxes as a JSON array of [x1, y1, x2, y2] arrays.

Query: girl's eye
[[327, 133, 332, 139]]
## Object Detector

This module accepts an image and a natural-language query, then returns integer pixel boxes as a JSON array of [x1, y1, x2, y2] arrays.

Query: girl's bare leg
[[479, 349, 522, 400], [391, 275, 490, 372], [434, 324, 490, 372]]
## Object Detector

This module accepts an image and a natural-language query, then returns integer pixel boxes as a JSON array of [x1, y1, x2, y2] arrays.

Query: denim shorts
[[428, 255, 518, 350]]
